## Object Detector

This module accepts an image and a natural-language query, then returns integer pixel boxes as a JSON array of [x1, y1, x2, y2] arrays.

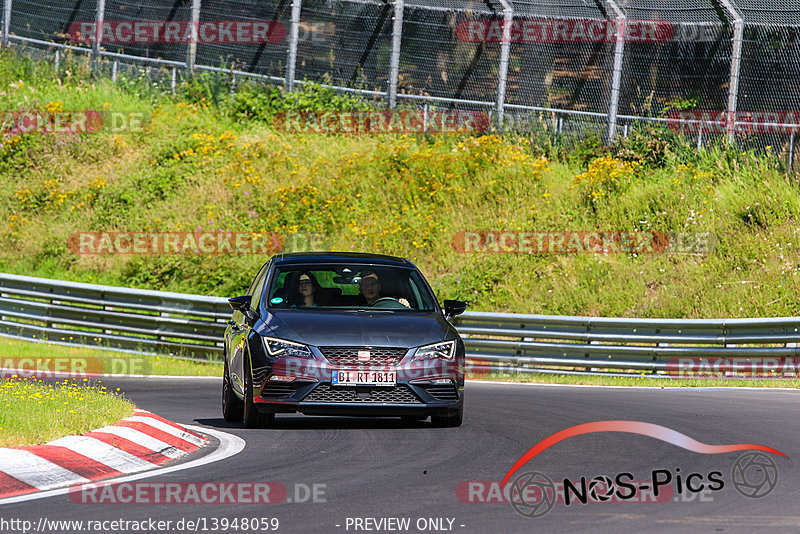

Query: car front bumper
[[253, 354, 463, 417]]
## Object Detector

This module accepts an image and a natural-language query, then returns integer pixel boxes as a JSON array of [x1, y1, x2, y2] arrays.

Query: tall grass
[[0, 377, 134, 446], [1, 49, 799, 317]]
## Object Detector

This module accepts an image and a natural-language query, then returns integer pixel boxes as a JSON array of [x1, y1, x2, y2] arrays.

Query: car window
[[247, 262, 270, 310], [247, 263, 269, 295], [250, 269, 269, 310], [266, 264, 436, 311]]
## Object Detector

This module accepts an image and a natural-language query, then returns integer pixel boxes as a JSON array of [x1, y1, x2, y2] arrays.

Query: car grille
[[302, 384, 423, 404], [318, 347, 407, 367], [260, 381, 306, 398], [420, 385, 459, 402]]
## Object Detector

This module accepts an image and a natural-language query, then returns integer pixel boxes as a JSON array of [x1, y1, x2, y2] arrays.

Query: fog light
[[410, 378, 454, 385], [269, 375, 296, 382]]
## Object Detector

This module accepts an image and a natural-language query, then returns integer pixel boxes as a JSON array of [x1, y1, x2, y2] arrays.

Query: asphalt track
[[2, 378, 800, 533]]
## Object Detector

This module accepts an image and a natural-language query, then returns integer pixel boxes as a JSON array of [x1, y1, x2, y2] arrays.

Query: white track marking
[[0, 426, 245, 505], [90, 426, 183, 458], [122, 416, 207, 446], [46, 436, 159, 472], [0, 450, 89, 490]]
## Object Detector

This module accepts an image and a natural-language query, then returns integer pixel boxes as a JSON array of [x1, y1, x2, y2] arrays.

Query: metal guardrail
[[0, 273, 230, 359], [1, 273, 799, 375], [454, 312, 800, 377]]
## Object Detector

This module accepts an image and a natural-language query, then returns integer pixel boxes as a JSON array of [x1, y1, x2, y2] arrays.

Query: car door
[[228, 261, 270, 395]]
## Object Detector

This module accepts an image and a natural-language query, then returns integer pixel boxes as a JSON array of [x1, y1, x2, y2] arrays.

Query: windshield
[[265, 264, 437, 311]]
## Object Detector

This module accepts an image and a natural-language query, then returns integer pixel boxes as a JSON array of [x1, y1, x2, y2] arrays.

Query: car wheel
[[242, 349, 274, 429], [222, 358, 243, 423], [431, 405, 463, 428]]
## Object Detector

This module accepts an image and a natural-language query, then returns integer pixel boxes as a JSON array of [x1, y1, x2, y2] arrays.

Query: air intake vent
[[260, 381, 305, 398], [319, 347, 407, 367], [302, 384, 422, 404], [421, 385, 459, 402]]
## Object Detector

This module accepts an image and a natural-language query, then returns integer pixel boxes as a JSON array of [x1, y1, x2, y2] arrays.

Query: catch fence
[[1, 0, 800, 161]]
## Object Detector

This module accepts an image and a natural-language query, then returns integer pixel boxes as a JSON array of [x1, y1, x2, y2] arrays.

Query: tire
[[222, 358, 243, 423], [431, 405, 463, 428], [242, 349, 274, 429]]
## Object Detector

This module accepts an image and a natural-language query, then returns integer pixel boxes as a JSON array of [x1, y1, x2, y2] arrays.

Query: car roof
[[272, 251, 413, 267]]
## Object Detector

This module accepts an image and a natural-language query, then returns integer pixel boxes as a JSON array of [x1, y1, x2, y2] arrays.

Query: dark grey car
[[222, 252, 467, 428]]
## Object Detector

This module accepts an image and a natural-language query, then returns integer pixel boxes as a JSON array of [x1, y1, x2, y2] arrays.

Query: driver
[[357, 270, 410, 307]]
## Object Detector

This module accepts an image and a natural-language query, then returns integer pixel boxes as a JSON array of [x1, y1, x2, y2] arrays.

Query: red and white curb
[[0, 409, 208, 499]]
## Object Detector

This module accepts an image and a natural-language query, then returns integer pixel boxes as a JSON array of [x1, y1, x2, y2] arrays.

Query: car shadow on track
[[194, 416, 438, 430]]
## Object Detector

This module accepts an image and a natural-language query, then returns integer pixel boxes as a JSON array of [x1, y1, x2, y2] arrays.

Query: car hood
[[257, 309, 454, 348]]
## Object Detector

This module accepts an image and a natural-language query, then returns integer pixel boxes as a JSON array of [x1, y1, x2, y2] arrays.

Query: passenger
[[292, 272, 321, 307]]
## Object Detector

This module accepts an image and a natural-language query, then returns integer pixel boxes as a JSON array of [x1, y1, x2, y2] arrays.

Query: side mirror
[[228, 295, 252, 312], [228, 295, 260, 324], [443, 299, 468, 318]]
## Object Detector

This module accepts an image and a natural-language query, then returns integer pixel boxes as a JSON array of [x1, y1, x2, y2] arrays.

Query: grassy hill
[[1, 49, 799, 318]]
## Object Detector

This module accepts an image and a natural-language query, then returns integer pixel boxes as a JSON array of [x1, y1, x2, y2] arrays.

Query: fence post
[[606, 1, 625, 144], [186, 0, 201, 73], [719, 0, 743, 145], [286, 0, 302, 91], [495, 0, 513, 126], [387, 0, 404, 108], [91, 0, 106, 67], [2, 0, 11, 48]]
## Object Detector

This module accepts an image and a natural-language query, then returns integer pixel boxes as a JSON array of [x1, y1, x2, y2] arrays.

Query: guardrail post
[[719, 0, 743, 145], [2, 0, 11, 48], [387, 0, 404, 108], [91, 0, 106, 67], [286, 0, 302, 91], [186, 0, 201, 73], [606, 1, 626, 144], [495, 0, 513, 127]]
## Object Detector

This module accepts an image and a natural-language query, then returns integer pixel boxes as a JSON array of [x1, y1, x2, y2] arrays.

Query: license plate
[[332, 369, 396, 386]]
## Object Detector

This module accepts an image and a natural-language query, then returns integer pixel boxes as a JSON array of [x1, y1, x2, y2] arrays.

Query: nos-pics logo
[[502, 421, 785, 518]]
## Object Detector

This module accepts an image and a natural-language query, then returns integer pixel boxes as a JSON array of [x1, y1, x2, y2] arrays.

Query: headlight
[[263, 337, 314, 359], [412, 340, 456, 361]]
